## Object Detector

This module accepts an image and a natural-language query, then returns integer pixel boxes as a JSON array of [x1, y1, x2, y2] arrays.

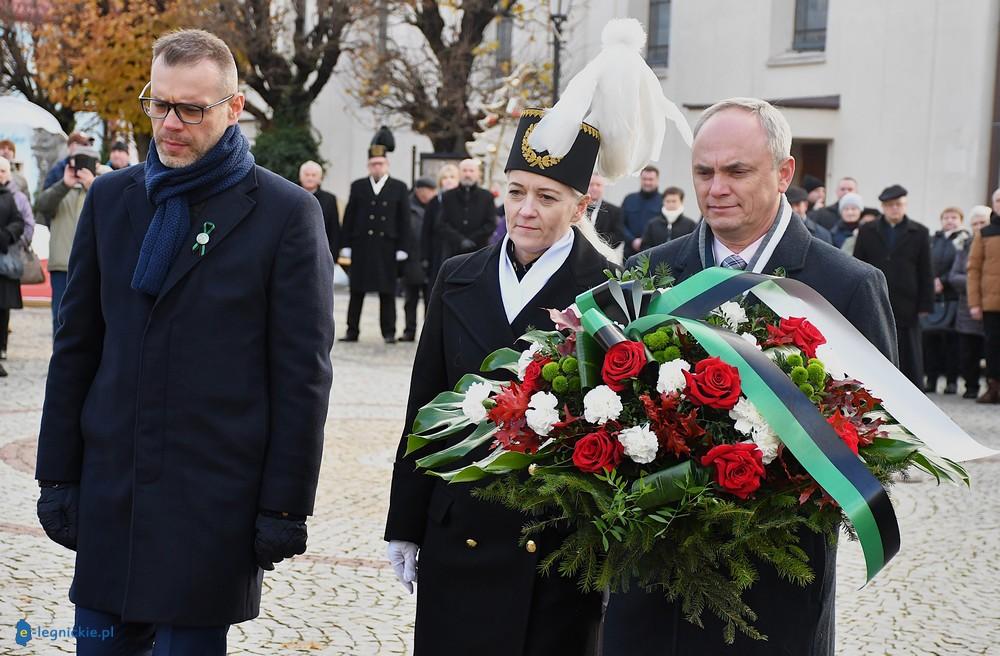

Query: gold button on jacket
[[465, 538, 478, 549], [525, 540, 537, 554]]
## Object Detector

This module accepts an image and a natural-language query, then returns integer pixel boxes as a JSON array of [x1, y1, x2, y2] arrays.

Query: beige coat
[[966, 214, 1000, 312], [34, 182, 88, 272]]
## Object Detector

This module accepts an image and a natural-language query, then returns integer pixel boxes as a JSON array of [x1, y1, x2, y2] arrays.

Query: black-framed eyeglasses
[[138, 82, 235, 125]]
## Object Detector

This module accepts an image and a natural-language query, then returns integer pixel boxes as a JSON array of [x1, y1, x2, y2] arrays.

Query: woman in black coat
[[0, 182, 24, 376], [384, 109, 618, 655]]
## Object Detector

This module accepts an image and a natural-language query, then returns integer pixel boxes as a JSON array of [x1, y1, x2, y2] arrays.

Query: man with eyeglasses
[[34, 29, 334, 655]]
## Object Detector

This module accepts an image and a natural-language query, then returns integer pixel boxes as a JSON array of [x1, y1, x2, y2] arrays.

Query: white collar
[[498, 228, 575, 324], [370, 175, 388, 195], [711, 196, 792, 273]]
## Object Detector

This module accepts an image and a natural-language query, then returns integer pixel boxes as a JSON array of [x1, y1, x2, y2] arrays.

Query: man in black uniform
[[339, 127, 409, 343], [434, 158, 496, 259]]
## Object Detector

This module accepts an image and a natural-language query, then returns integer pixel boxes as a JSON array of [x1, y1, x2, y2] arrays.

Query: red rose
[[601, 341, 647, 391], [826, 409, 860, 455], [701, 442, 766, 499], [572, 429, 624, 473], [522, 357, 550, 395], [765, 317, 827, 358], [683, 357, 742, 410]]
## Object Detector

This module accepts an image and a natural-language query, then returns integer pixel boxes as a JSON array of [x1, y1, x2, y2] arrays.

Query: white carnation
[[656, 359, 691, 395], [729, 397, 780, 464], [618, 423, 659, 464], [525, 391, 560, 436], [739, 332, 763, 350], [461, 381, 493, 423], [517, 343, 542, 380], [583, 385, 623, 425], [713, 301, 748, 331]]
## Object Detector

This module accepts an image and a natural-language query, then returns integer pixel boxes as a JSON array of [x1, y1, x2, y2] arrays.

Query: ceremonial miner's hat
[[505, 19, 692, 193], [369, 125, 395, 159]]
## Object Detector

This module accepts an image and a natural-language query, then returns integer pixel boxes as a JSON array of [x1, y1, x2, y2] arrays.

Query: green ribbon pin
[[192, 222, 216, 256]]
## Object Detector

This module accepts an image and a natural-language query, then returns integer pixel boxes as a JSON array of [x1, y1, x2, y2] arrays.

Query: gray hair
[[969, 205, 992, 221], [299, 160, 323, 175], [153, 29, 238, 94], [693, 97, 792, 169]]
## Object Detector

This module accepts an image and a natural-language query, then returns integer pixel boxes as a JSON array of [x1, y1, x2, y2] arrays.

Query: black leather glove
[[254, 511, 307, 571], [459, 238, 476, 251], [37, 483, 79, 551]]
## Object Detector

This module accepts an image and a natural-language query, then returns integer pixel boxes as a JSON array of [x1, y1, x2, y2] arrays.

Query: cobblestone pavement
[[2, 296, 999, 655]]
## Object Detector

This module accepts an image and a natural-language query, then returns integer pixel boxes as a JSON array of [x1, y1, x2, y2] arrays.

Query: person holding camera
[[34, 145, 102, 336]]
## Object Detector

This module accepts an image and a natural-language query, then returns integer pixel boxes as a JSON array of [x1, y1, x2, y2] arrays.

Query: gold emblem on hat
[[521, 123, 561, 170]]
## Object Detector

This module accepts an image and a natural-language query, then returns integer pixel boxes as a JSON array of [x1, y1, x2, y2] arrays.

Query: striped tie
[[719, 254, 747, 270]]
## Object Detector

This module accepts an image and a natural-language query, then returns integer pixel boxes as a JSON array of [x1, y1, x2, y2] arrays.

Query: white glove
[[339, 247, 352, 258], [395, 250, 408, 262], [387, 540, 418, 593]]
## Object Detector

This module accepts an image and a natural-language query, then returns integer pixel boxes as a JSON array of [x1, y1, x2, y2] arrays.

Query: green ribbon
[[575, 268, 900, 581], [192, 221, 216, 256]]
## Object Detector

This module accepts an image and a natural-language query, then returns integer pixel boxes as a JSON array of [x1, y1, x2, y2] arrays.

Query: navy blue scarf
[[131, 125, 255, 295]]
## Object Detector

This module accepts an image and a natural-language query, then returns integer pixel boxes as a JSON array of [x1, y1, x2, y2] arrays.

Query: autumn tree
[[346, 0, 554, 154], [0, 1, 77, 132]]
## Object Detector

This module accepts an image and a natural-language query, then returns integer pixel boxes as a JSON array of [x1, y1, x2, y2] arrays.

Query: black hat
[[785, 185, 808, 205], [504, 108, 600, 194], [368, 125, 395, 159], [878, 184, 908, 202], [110, 141, 129, 152], [414, 176, 436, 190], [802, 174, 824, 193]]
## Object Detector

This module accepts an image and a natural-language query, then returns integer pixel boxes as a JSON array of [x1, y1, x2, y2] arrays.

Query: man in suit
[[586, 173, 625, 258], [640, 185, 697, 250], [434, 158, 496, 259], [299, 159, 340, 258], [339, 129, 410, 343], [33, 29, 334, 655], [853, 185, 934, 387], [621, 165, 663, 257], [604, 97, 896, 656]]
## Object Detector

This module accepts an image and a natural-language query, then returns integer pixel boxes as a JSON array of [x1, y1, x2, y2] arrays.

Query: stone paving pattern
[[1, 296, 999, 654]]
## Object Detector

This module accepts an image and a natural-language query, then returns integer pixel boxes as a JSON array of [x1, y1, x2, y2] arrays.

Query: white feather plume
[[528, 18, 692, 181]]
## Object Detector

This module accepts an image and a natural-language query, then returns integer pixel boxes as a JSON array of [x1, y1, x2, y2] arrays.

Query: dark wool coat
[[639, 212, 697, 250], [385, 229, 613, 656], [853, 216, 934, 327], [341, 176, 409, 294], [34, 165, 335, 626], [435, 184, 497, 258], [0, 184, 24, 309], [313, 187, 340, 258], [604, 216, 897, 656], [593, 200, 625, 248]]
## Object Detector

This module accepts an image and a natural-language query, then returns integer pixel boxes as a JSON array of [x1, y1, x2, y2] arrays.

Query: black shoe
[[338, 334, 359, 342], [384, 336, 396, 344], [943, 382, 957, 395], [963, 388, 979, 399], [0, 363, 6, 377], [399, 333, 416, 342], [923, 378, 937, 393]]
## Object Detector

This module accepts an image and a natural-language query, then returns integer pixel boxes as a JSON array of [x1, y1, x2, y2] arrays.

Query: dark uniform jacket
[[34, 165, 335, 626], [808, 202, 840, 231], [435, 184, 497, 258], [639, 212, 697, 250], [605, 215, 897, 656], [403, 192, 429, 285], [592, 200, 624, 248], [341, 176, 409, 294], [0, 184, 24, 310], [385, 228, 613, 656], [313, 187, 340, 258], [853, 216, 934, 327]]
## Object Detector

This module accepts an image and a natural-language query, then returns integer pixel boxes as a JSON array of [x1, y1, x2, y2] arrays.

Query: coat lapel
[[764, 216, 811, 274], [154, 168, 258, 304], [443, 242, 516, 356]]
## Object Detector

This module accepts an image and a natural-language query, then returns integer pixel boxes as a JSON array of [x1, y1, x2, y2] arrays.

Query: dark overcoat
[[639, 213, 697, 250], [435, 184, 497, 258], [604, 216, 897, 656], [0, 184, 24, 309], [593, 201, 624, 248], [853, 216, 934, 327], [385, 229, 612, 656], [313, 187, 340, 258], [34, 164, 335, 626], [341, 176, 409, 294]]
